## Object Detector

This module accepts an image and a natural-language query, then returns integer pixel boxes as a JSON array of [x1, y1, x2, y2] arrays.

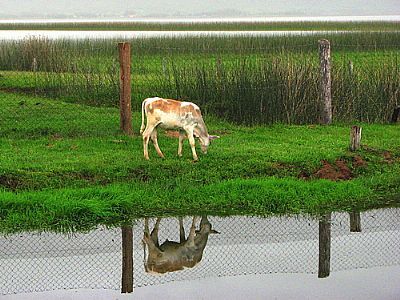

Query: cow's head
[[200, 135, 220, 154]]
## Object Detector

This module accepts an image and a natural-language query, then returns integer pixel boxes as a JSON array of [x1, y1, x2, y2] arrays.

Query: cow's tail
[[140, 99, 147, 135]]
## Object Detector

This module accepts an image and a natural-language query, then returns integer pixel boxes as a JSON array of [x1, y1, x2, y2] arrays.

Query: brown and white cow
[[140, 97, 219, 161], [142, 216, 219, 274]]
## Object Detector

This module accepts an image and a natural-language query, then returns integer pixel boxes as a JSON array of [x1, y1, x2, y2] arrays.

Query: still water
[[0, 208, 399, 295], [1, 15, 400, 23]]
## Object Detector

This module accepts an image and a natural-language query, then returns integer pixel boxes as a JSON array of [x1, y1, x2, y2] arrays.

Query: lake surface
[[0, 30, 351, 41], [0, 208, 399, 295], [1, 15, 400, 23]]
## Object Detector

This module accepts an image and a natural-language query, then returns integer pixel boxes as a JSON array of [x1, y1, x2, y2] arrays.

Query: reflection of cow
[[143, 216, 219, 274]]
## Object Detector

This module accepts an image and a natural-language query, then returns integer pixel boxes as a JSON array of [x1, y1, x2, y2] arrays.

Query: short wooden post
[[318, 213, 331, 278], [349, 212, 362, 232], [348, 60, 353, 75], [121, 226, 133, 293], [350, 125, 362, 151], [390, 107, 400, 123], [118, 42, 133, 135], [319, 39, 332, 125], [32, 57, 37, 72], [32, 57, 38, 95]]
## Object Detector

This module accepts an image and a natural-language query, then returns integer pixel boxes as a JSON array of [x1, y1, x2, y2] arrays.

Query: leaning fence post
[[318, 39, 332, 125], [318, 213, 331, 278], [121, 225, 133, 293], [350, 125, 362, 151], [118, 42, 133, 135]]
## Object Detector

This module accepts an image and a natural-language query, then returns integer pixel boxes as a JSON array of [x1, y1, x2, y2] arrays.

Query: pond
[[0, 208, 399, 296]]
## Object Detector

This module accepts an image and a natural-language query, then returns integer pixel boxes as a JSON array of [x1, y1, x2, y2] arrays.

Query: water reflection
[[0, 208, 399, 295], [143, 216, 219, 274]]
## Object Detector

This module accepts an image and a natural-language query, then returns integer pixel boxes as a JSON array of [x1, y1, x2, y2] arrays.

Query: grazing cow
[[140, 97, 219, 161], [143, 216, 219, 274]]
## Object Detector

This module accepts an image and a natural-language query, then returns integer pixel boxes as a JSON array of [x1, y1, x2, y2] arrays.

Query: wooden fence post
[[319, 39, 332, 125], [121, 225, 133, 293], [118, 42, 133, 135], [350, 125, 362, 151], [318, 213, 331, 278], [348, 60, 354, 75], [349, 211, 362, 232], [32, 57, 38, 95]]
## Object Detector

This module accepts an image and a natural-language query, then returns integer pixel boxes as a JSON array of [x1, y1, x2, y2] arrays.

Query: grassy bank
[[0, 91, 399, 233], [0, 21, 399, 31]]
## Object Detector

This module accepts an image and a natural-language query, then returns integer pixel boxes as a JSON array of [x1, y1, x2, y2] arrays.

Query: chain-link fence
[[0, 33, 399, 139], [1, 208, 399, 295]]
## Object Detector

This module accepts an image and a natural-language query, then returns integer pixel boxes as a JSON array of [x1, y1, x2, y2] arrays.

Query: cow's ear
[[209, 135, 220, 140], [210, 229, 220, 234]]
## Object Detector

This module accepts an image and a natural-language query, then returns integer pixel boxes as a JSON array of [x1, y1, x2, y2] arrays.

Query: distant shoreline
[[1, 15, 400, 24], [0, 18, 399, 36]]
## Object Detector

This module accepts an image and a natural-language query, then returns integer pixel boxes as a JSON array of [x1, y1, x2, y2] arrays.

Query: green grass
[[1, 31, 400, 232], [0, 91, 399, 233], [0, 21, 399, 31], [1, 33, 399, 124]]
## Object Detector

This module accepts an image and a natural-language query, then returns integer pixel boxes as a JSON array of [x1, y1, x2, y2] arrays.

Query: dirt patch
[[383, 151, 395, 164], [127, 168, 150, 183], [353, 155, 367, 168], [314, 159, 353, 181], [0, 175, 23, 191]]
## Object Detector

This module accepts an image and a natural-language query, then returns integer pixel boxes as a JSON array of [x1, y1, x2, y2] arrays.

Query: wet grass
[[0, 91, 399, 233]]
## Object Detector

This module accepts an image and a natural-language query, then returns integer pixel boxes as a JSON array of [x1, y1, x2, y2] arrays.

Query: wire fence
[[1, 208, 399, 295], [0, 34, 399, 139]]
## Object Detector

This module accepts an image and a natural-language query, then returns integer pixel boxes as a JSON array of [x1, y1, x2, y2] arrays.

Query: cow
[[140, 97, 219, 161], [142, 216, 219, 274]]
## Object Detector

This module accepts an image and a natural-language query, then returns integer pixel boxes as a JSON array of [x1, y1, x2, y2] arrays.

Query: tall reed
[[0, 32, 399, 124]]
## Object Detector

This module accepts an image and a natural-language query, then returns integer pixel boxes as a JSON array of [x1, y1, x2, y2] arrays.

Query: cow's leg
[[177, 131, 185, 157], [144, 217, 150, 237], [150, 130, 165, 158], [143, 218, 157, 256], [142, 123, 158, 160], [187, 216, 199, 246], [179, 217, 186, 243], [150, 217, 161, 247], [143, 218, 152, 245], [184, 127, 198, 161]]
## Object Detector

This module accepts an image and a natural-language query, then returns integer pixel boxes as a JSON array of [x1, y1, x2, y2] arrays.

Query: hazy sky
[[0, 0, 399, 18]]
